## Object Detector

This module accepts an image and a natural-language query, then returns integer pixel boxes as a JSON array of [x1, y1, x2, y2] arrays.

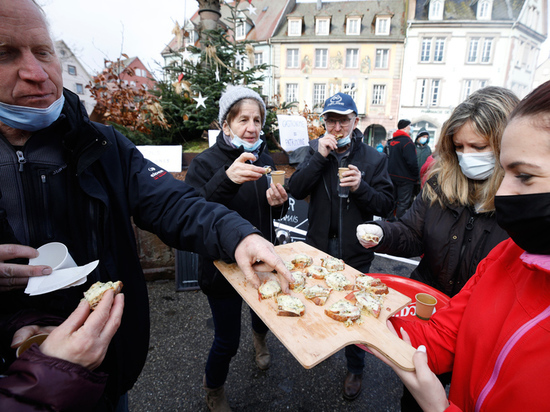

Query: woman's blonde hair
[[424, 86, 519, 212]]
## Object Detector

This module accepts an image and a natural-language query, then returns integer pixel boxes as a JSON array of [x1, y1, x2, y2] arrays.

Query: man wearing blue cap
[[288, 92, 393, 401]]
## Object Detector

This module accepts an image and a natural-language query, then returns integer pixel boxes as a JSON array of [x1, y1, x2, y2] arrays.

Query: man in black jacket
[[0, 1, 293, 410], [288, 92, 393, 401], [387, 119, 420, 220]]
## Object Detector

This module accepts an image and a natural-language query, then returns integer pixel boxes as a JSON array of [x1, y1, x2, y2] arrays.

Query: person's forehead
[[0, 0, 50, 43]]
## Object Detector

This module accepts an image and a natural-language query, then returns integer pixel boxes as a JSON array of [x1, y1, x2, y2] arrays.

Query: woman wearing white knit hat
[[186, 85, 289, 412]]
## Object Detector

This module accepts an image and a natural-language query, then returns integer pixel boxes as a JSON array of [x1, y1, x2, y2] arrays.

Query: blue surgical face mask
[[229, 127, 262, 152], [418, 137, 428, 145], [0, 95, 65, 132], [336, 122, 354, 147]]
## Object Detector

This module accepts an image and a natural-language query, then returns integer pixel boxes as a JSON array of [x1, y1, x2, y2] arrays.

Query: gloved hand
[[356, 224, 384, 249]]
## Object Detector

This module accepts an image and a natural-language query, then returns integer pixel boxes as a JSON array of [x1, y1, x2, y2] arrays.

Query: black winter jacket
[[0, 89, 259, 408], [371, 177, 509, 297], [185, 132, 288, 297], [288, 130, 394, 270], [387, 130, 419, 183]]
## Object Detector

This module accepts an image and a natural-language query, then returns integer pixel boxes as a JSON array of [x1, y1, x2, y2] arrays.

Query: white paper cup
[[29, 242, 77, 270]]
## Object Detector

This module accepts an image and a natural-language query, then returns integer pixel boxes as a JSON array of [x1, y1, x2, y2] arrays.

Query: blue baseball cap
[[321, 92, 358, 116]]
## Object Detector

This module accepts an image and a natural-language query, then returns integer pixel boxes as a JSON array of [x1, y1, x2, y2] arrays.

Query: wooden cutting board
[[214, 241, 416, 371]]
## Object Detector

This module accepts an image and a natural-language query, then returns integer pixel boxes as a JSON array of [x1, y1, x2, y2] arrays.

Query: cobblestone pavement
[[129, 255, 419, 412]]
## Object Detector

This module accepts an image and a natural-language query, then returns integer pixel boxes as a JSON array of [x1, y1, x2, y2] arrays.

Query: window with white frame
[[526, 6, 540, 30], [434, 38, 445, 62], [346, 49, 359, 68], [343, 82, 357, 101], [375, 49, 389, 69], [288, 19, 302, 36], [420, 37, 446, 62], [430, 80, 440, 106], [235, 56, 245, 71], [286, 83, 298, 103], [429, 0, 444, 20], [313, 83, 326, 106], [76, 83, 84, 94], [463, 79, 488, 100], [371, 84, 386, 105], [477, 0, 492, 20], [315, 49, 328, 68], [346, 17, 361, 35], [375, 17, 390, 35], [254, 52, 263, 66], [287, 48, 300, 68], [68, 65, 77, 75], [236, 21, 246, 40], [467, 37, 493, 64], [316, 18, 330, 35], [416, 79, 441, 107]]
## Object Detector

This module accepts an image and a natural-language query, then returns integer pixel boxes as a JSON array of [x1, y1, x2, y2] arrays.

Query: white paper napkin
[[25, 260, 99, 296]]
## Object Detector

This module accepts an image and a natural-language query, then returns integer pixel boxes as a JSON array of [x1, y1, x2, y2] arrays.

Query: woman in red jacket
[[374, 81, 550, 411]]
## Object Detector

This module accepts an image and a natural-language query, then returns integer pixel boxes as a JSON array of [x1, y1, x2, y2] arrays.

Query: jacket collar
[[393, 129, 411, 139]]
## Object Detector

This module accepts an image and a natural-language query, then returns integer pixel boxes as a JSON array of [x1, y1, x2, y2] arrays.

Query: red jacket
[[392, 238, 550, 412]]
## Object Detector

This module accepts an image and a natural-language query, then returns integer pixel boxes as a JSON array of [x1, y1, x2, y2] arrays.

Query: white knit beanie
[[218, 85, 266, 127]]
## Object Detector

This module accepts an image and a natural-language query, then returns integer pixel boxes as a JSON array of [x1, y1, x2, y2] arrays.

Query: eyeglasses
[[324, 117, 355, 127]]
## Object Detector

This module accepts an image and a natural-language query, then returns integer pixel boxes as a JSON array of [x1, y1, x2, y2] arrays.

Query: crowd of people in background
[[1, 1, 550, 411]]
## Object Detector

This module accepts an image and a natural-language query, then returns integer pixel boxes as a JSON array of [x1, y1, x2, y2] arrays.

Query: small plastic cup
[[29, 242, 77, 271], [415, 293, 437, 320], [338, 167, 350, 198], [271, 170, 286, 186], [16, 333, 49, 357]]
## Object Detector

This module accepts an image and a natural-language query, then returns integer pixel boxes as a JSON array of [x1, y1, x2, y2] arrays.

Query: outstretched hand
[[369, 321, 450, 412], [234, 234, 294, 292]]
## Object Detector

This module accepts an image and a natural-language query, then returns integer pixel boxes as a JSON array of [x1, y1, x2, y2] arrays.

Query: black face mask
[[495, 193, 550, 255]]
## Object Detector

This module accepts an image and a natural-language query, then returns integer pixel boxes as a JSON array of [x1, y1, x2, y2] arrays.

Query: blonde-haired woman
[[356, 86, 519, 411]]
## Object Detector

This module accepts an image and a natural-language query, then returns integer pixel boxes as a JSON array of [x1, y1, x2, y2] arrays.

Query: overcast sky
[[38, 0, 549, 78], [39, 0, 199, 76]]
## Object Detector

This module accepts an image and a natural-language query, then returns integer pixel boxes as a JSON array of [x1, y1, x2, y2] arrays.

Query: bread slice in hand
[[84, 281, 123, 310], [277, 295, 305, 317], [289, 271, 306, 292]]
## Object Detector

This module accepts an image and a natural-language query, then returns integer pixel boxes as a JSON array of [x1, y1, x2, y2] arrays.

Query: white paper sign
[[208, 130, 219, 147], [137, 145, 182, 173], [277, 115, 309, 152]]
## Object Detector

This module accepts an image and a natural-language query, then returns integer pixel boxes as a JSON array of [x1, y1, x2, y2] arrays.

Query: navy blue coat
[[0, 89, 259, 405]]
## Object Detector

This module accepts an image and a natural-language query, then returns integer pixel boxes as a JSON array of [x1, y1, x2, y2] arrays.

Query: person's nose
[[18, 51, 50, 83], [333, 121, 343, 132]]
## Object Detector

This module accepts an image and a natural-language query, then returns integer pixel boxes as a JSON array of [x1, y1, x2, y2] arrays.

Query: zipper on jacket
[[16, 150, 26, 172], [40, 172, 54, 239]]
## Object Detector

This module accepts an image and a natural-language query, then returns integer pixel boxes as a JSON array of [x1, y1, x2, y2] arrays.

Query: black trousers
[[390, 180, 416, 219]]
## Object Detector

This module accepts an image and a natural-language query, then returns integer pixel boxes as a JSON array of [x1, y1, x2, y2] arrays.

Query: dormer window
[[346, 17, 361, 35], [316, 18, 330, 35], [477, 0, 492, 20], [288, 18, 302, 36], [375, 16, 391, 36], [429, 0, 444, 20], [236, 20, 246, 40]]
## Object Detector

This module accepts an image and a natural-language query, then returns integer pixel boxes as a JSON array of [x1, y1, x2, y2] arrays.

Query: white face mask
[[456, 151, 495, 180]]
